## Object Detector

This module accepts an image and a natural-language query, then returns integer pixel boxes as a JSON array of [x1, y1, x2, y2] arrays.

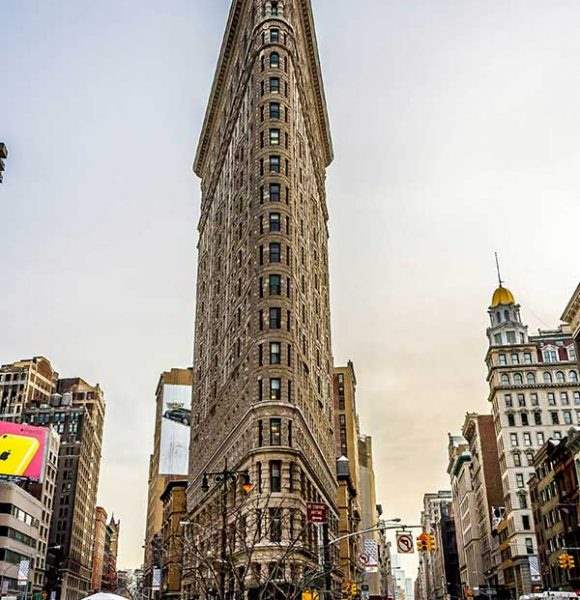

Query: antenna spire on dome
[[495, 251, 503, 287]]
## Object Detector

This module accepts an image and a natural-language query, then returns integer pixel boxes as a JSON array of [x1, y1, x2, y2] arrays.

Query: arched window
[[570, 371, 579, 383], [270, 52, 280, 68], [543, 372, 553, 384], [501, 374, 510, 385], [513, 373, 523, 385], [526, 373, 536, 385], [556, 371, 565, 383]]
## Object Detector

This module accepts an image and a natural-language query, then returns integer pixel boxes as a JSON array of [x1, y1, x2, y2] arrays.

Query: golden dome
[[491, 286, 515, 307]]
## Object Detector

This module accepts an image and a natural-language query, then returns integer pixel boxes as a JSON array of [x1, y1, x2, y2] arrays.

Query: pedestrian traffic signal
[[416, 533, 429, 552], [427, 533, 437, 551], [559, 553, 575, 570]]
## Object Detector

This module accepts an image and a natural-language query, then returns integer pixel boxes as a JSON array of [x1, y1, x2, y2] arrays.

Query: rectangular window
[[499, 354, 507, 365], [551, 411, 559, 425], [537, 432, 545, 445], [269, 77, 280, 93], [516, 473, 524, 488], [258, 344, 263, 366], [507, 331, 516, 344], [269, 242, 281, 263], [258, 379, 263, 402], [561, 392, 570, 406], [270, 461, 281, 492], [269, 212, 281, 232], [269, 274, 282, 295], [269, 507, 282, 541], [511, 353, 519, 364], [269, 155, 281, 172], [505, 394, 513, 408], [522, 515, 530, 529], [269, 183, 281, 201], [258, 420, 263, 446], [270, 378, 281, 400], [269, 129, 280, 145], [518, 394, 526, 407], [531, 393, 539, 406], [534, 412, 542, 425], [270, 28, 279, 42], [270, 342, 281, 365], [523, 432, 531, 446], [521, 413, 528, 426], [524, 352, 532, 364], [269, 102, 280, 119], [510, 433, 518, 447], [513, 453, 521, 467], [525, 538, 534, 554], [288, 420, 292, 446], [269, 307, 281, 329], [548, 393, 556, 406], [564, 410, 572, 425], [270, 418, 281, 445]]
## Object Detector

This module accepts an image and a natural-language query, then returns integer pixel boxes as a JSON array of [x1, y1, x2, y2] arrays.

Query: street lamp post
[[199, 458, 253, 600]]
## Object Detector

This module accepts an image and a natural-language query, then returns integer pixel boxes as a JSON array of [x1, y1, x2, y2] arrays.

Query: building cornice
[[562, 282, 580, 326], [193, 0, 333, 178]]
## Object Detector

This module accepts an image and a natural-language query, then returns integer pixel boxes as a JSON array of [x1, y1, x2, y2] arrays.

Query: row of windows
[[504, 391, 580, 408], [500, 370, 578, 385], [509, 429, 570, 450], [0, 503, 38, 528], [493, 331, 526, 345], [506, 409, 580, 427], [257, 418, 292, 447], [498, 346, 576, 366], [259, 155, 290, 176]]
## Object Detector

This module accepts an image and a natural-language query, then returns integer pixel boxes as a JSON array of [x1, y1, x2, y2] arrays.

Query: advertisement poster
[[159, 383, 192, 475], [0, 421, 49, 482]]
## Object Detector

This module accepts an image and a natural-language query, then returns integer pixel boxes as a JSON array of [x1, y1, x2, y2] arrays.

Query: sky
[[1, 0, 579, 573]]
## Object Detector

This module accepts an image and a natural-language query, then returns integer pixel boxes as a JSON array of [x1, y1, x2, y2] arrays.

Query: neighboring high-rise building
[[186, 0, 337, 595], [485, 282, 580, 596], [102, 514, 120, 593], [416, 491, 460, 600], [447, 433, 480, 593], [144, 368, 192, 597], [0, 482, 43, 595], [460, 413, 504, 593], [91, 507, 108, 592], [0, 356, 58, 419], [562, 282, 580, 365], [333, 363, 362, 585], [160, 480, 188, 600], [24, 377, 105, 600], [529, 432, 580, 591], [358, 435, 382, 596]]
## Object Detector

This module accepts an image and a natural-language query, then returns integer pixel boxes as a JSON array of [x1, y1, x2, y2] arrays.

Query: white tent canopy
[[82, 594, 128, 600]]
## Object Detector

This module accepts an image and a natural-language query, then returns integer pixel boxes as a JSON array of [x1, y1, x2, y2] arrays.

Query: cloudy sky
[[2, 0, 579, 572]]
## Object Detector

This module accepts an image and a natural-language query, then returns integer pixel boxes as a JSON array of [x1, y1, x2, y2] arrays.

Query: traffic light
[[0, 143, 6, 183], [427, 533, 437, 552], [416, 533, 429, 552], [569, 554, 576, 570]]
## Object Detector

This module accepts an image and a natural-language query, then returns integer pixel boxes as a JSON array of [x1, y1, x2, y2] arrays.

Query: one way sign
[[396, 531, 414, 554]]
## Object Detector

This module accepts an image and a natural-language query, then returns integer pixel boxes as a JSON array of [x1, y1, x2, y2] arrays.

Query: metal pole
[[323, 521, 331, 600], [220, 457, 228, 600]]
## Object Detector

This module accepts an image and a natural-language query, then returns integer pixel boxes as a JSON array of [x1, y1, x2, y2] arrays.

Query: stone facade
[[91, 506, 108, 591], [186, 0, 338, 596], [562, 282, 580, 367], [486, 284, 580, 596]]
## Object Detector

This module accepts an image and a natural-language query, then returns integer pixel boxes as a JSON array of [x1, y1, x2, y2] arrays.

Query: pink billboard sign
[[0, 421, 49, 482]]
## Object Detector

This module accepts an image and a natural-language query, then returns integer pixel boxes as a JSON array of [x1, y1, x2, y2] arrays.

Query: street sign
[[396, 532, 414, 554], [359, 552, 370, 565], [307, 502, 327, 524]]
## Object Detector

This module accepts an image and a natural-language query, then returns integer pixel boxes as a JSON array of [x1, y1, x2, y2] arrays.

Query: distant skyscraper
[[485, 282, 580, 595], [186, 0, 337, 593], [24, 376, 105, 600]]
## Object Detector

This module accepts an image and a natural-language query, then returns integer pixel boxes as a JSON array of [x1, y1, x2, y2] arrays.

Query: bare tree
[[181, 490, 336, 600]]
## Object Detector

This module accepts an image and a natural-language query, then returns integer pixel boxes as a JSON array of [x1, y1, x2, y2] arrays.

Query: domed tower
[[486, 278, 528, 347]]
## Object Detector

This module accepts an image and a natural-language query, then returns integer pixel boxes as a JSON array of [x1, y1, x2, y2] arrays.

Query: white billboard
[[159, 383, 191, 475]]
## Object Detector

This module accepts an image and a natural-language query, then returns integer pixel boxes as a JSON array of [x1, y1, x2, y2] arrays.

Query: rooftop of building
[[490, 285, 516, 307]]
